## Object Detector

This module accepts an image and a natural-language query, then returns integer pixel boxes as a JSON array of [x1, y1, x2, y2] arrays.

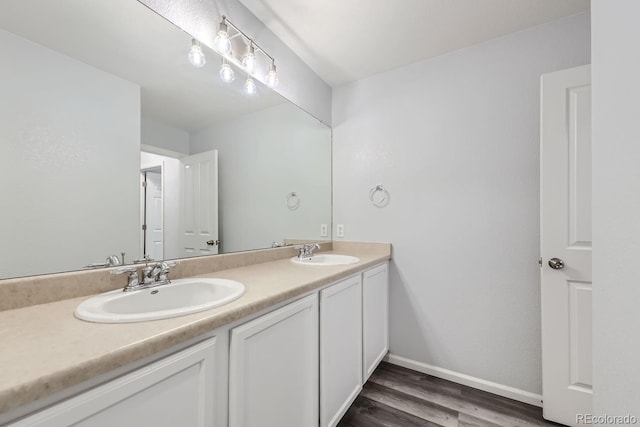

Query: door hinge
[[538, 257, 542, 267], [142, 180, 147, 188], [142, 224, 147, 231]]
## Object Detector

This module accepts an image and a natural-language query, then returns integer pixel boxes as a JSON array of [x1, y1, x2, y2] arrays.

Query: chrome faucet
[[142, 261, 176, 287], [297, 242, 321, 259], [112, 260, 177, 292]]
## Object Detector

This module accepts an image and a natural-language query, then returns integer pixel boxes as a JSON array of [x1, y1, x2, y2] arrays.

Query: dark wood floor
[[337, 362, 564, 427]]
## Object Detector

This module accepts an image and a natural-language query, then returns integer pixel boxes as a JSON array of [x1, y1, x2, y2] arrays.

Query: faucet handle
[[111, 266, 141, 292], [110, 266, 137, 275]]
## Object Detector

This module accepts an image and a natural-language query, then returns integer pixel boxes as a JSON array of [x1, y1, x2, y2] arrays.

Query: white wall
[[140, 0, 332, 126], [191, 102, 331, 253], [0, 29, 140, 277], [592, 1, 640, 416], [141, 118, 190, 155], [333, 13, 590, 395]]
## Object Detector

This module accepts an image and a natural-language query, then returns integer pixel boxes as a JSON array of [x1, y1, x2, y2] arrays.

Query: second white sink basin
[[291, 254, 360, 266], [75, 278, 245, 323]]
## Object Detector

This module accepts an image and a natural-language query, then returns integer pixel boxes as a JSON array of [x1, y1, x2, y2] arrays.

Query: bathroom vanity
[[0, 243, 390, 427]]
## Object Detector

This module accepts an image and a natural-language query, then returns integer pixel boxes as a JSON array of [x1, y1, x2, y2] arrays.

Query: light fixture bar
[[201, 15, 279, 90], [221, 16, 275, 63]]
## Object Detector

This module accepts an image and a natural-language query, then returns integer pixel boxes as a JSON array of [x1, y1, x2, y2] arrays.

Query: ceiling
[[238, 0, 590, 87]]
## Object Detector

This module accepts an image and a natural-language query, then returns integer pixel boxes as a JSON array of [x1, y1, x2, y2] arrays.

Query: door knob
[[206, 240, 220, 246], [548, 258, 564, 269]]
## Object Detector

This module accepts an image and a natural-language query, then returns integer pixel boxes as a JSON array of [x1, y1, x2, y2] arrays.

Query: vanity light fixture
[[211, 15, 278, 89], [219, 57, 235, 82], [213, 19, 232, 54], [188, 39, 206, 68], [244, 76, 257, 95]]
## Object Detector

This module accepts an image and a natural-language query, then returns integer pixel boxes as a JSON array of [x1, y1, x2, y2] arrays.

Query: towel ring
[[369, 184, 390, 208], [286, 192, 300, 211]]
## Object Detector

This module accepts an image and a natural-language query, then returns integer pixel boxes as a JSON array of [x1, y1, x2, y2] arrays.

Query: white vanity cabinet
[[10, 337, 218, 427], [320, 274, 363, 427], [362, 262, 389, 380], [228, 293, 318, 427]]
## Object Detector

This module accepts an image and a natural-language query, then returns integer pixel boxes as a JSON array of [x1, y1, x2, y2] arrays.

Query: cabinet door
[[320, 275, 363, 427], [363, 262, 389, 381], [11, 338, 217, 427], [229, 294, 318, 427]]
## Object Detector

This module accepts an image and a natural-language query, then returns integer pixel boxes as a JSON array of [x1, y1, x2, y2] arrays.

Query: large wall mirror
[[0, 0, 332, 279]]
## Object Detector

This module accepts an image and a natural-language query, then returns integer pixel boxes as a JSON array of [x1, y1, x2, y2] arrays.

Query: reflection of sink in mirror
[[291, 254, 360, 266], [74, 278, 245, 323]]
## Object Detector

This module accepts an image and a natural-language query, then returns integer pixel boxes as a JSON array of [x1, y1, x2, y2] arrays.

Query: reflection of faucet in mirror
[[84, 255, 122, 269], [272, 241, 295, 248], [106, 255, 121, 266]]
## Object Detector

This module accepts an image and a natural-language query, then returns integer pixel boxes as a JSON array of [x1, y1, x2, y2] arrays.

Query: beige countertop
[[0, 243, 390, 419]]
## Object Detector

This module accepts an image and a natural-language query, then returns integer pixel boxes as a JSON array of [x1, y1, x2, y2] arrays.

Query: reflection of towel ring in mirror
[[286, 192, 300, 211], [369, 185, 390, 208]]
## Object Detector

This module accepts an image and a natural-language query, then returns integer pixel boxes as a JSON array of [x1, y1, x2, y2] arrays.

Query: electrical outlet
[[336, 224, 344, 238], [320, 224, 328, 237]]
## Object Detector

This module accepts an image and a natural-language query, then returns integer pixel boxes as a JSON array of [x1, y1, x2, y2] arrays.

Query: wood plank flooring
[[337, 362, 564, 427]]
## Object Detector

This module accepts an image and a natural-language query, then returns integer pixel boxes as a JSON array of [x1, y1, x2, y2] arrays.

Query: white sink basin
[[290, 254, 360, 266], [75, 278, 245, 323]]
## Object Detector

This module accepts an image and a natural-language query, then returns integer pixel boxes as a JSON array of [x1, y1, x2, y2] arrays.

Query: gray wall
[[141, 117, 190, 155], [140, 0, 332, 126], [0, 28, 140, 277], [592, 0, 640, 416], [332, 13, 590, 395]]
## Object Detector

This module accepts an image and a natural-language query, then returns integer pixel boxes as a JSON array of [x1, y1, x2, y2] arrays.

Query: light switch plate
[[320, 224, 328, 237], [336, 224, 344, 238]]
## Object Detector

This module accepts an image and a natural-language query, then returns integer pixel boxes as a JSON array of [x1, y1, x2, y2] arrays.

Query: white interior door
[[540, 64, 592, 425], [179, 150, 219, 257], [145, 169, 164, 261]]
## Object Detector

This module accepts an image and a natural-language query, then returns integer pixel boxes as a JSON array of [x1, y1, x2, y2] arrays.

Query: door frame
[[140, 162, 164, 260]]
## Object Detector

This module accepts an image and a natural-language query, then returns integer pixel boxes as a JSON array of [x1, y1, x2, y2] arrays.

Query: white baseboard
[[384, 353, 543, 408]]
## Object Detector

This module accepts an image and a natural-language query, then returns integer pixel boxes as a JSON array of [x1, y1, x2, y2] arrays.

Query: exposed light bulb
[[244, 77, 257, 95], [213, 20, 232, 54], [242, 44, 256, 74], [265, 62, 278, 88], [188, 39, 206, 68], [219, 59, 235, 83]]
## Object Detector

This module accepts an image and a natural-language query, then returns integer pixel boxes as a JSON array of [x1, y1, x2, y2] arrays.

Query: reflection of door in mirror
[[140, 168, 164, 261], [141, 151, 181, 260], [180, 150, 219, 257]]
